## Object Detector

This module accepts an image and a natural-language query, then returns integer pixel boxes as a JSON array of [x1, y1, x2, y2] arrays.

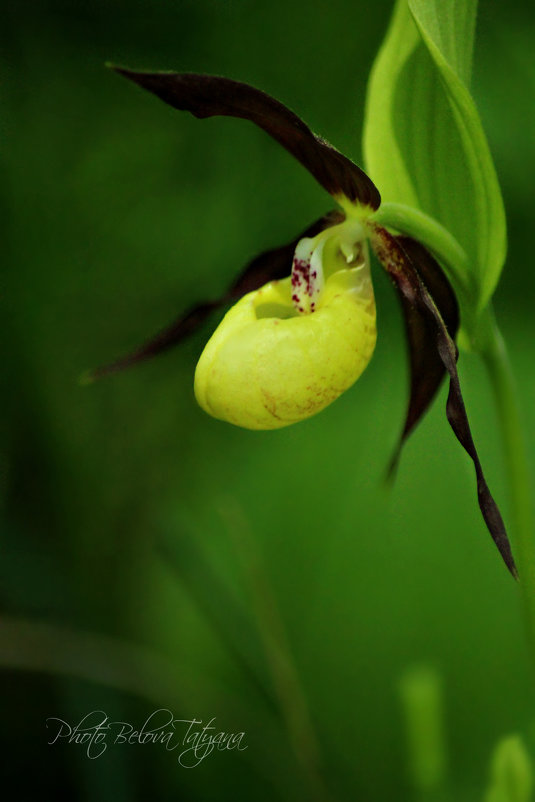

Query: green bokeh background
[[2, 1, 535, 799]]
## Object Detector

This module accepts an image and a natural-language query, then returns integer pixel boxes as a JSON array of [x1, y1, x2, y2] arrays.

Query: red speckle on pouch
[[292, 248, 321, 313]]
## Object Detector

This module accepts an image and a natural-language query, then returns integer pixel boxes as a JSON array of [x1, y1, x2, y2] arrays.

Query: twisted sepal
[[386, 236, 460, 477], [370, 224, 517, 578]]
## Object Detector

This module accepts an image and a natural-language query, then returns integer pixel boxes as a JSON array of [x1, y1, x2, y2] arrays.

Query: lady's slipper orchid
[[93, 66, 516, 578]]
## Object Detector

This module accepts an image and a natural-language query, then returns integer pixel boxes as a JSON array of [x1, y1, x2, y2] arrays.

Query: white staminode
[[290, 218, 368, 315], [291, 237, 325, 314]]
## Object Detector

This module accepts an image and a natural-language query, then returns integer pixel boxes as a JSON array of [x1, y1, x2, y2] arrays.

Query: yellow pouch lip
[[194, 266, 376, 430]]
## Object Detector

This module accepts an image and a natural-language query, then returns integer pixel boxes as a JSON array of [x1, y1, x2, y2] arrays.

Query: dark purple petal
[[109, 65, 381, 209], [385, 236, 460, 476], [370, 224, 517, 579], [86, 300, 220, 382], [86, 212, 343, 381]]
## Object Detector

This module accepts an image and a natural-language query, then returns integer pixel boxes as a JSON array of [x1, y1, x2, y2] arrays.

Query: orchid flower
[[92, 66, 516, 578]]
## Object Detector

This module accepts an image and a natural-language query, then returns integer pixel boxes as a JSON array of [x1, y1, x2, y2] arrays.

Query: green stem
[[370, 203, 472, 297], [479, 310, 535, 662]]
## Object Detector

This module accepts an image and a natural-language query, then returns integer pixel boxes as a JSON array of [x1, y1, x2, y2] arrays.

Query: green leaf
[[409, 0, 477, 85], [363, 0, 507, 327]]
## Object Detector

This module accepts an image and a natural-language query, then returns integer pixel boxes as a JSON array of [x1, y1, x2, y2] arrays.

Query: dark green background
[[2, 1, 534, 799]]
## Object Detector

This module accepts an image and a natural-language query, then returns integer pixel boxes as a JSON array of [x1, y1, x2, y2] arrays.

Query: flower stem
[[370, 202, 473, 305], [479, 309, 535, 663]]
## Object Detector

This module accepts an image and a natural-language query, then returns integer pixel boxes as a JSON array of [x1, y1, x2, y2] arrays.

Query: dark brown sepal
[[370, 224, 517, 579], [86, 212, 343, 381], [385, 236, 460, 477], [109, 65, 381, 209]]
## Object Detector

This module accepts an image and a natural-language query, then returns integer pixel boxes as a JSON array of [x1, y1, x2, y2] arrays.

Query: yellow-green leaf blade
[[363, 0, 507, 325]]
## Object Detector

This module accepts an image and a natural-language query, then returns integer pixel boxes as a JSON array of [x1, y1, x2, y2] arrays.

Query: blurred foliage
[[1, 0, 535, 800], [484, 734, 533, 802]]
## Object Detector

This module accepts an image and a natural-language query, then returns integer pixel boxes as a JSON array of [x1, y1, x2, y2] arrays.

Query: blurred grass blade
[[0, 615, 202, 708], [159, 520, 275, 707], [485, 734, 533, 802], [161, 511, 333, 801], [218, 498, 332, 802], [0, 616, 291, 795], [363, 0, 507, 323], [399, 665, 448, 794]]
